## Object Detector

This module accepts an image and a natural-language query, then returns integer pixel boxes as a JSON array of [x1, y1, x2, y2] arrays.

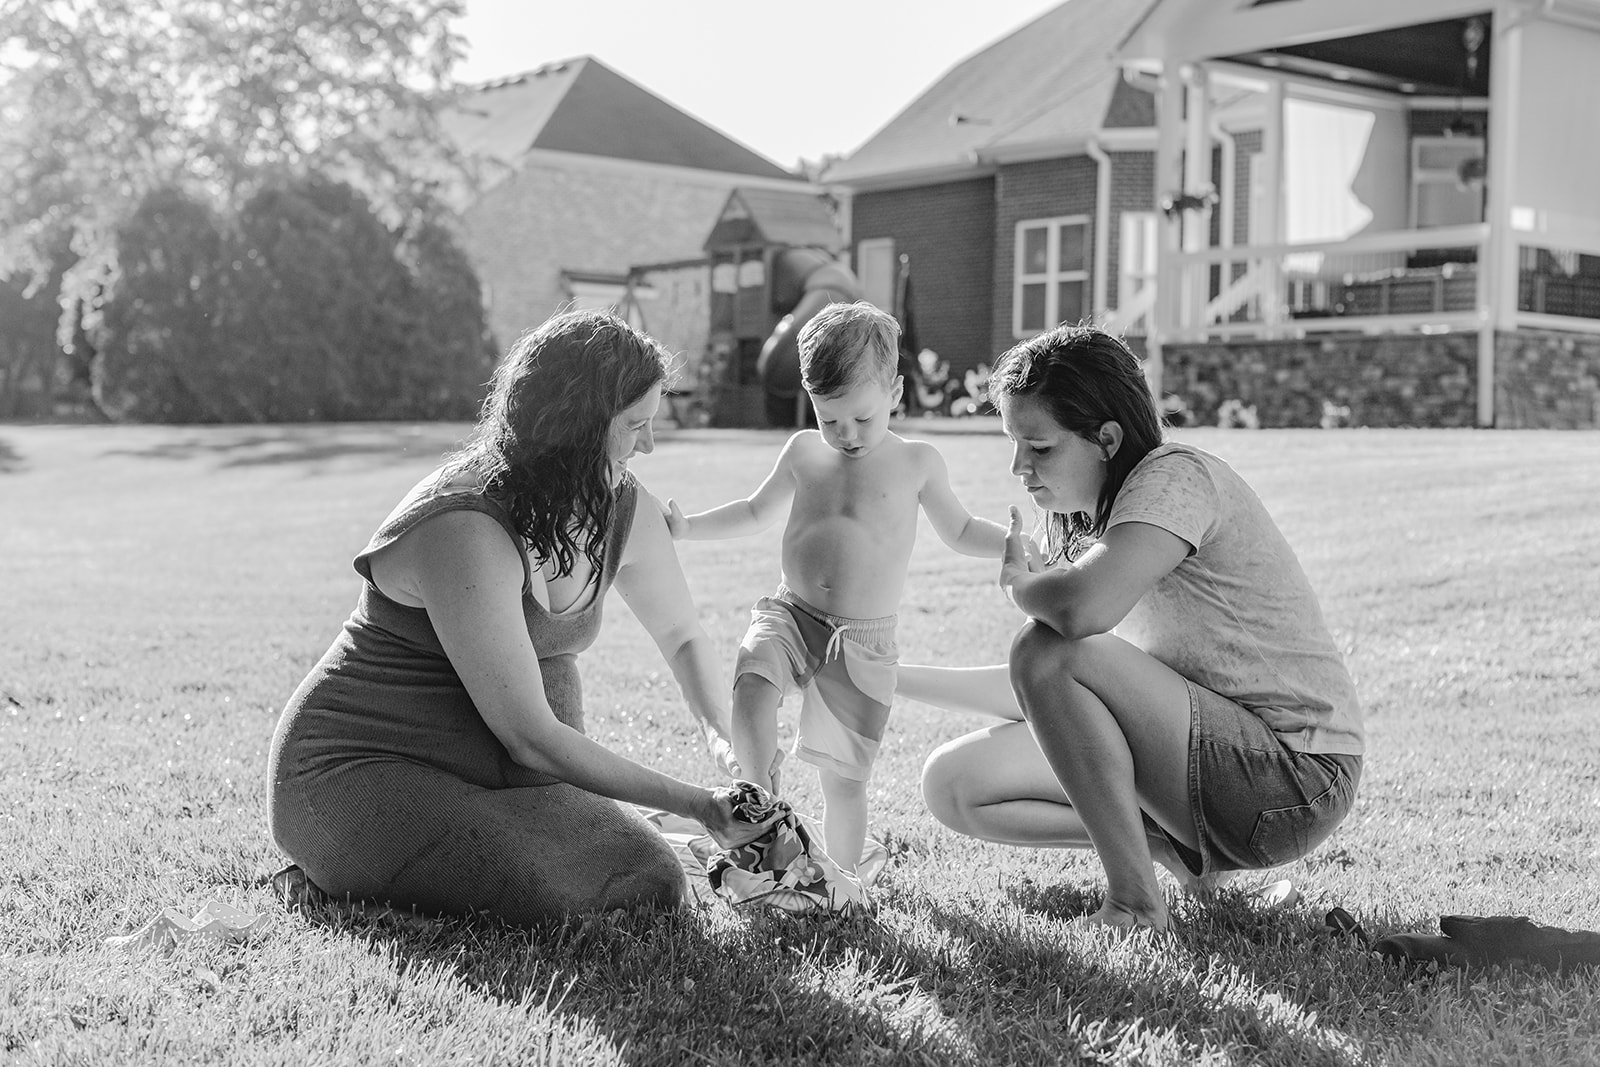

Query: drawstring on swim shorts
[[822, 621, 849, 663]]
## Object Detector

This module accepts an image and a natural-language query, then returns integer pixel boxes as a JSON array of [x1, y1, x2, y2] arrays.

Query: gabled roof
[[824, 0, 1155, 187], [702, 188, 844, 252], [439, 56, 796, 181]]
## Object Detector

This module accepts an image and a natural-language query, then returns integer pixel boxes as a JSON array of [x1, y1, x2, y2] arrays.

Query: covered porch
[[1117, 0, 1600, 427]]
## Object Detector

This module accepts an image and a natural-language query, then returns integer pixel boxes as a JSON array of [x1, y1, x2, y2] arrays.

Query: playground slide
[[756, 247, 862, 426]]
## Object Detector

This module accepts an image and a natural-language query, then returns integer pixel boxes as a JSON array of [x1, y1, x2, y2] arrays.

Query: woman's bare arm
[[403, 510, 762, 843], [897, 663, 1023, 720], [615, 491, 741, 775]]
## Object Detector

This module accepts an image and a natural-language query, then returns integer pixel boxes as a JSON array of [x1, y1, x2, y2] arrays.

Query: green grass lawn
[[2, 421, 1598, 1065]]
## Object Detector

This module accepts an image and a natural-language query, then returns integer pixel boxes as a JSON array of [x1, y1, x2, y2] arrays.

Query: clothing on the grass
[[701, 782, 869, 912], [1145, 679, 1362, 877], [734, 584, 897, 782], [1333, 910, 1600, 973], [640, 807, 885, 909], [267, 471, 683, 925], [1107, 442, 1363, 756]]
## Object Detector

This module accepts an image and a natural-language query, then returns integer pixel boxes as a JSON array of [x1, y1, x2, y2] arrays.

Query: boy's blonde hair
[[798, 301, 900, 398]]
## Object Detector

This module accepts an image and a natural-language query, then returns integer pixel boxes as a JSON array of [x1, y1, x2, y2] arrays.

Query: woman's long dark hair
[[443, 309, 670, 582], [989, 324, 1164, 562]]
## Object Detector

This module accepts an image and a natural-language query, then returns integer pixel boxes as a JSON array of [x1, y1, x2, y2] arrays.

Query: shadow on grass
[[277, 878, 1388, 1065], [0, 435, 25, 473], [100, 424, 469, 469]]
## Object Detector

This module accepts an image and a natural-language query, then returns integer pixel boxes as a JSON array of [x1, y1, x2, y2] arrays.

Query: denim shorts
[[1146, 681, 1362, 877]]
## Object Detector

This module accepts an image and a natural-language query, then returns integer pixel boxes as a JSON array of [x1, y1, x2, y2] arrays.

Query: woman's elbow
[[505, 740, 561, 777], [1014, 601, 1109, 642], [499, 719, 570, 776]]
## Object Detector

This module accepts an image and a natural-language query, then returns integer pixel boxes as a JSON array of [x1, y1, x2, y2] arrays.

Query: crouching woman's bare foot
[[1074, 894, 1170, 931]]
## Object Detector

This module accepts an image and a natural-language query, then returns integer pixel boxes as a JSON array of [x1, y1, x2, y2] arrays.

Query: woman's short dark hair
[[989, 324, 1163, 561], [445, 309, 670, 581]]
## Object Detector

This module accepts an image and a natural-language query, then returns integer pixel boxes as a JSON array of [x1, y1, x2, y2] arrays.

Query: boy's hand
[[999, 505, 1045, 601], [662, 498, 690, 540], [766, 748, 786, 798], [704, 723, 743, 779]]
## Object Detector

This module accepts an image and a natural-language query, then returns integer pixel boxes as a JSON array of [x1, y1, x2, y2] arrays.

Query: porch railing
[[1163, 224, 1491, 342]]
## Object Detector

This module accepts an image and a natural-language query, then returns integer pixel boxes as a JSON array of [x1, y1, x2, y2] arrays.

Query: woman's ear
[[1098, 421, 1124, 461]]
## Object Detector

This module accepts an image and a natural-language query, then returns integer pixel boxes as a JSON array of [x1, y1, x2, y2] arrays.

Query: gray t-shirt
[[1107, 442, 1362, 755]]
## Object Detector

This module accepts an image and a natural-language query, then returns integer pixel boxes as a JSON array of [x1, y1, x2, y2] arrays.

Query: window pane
[[857, 239, 896, 311], [1058, 224, 1087, 272], [1057, 280, 1085, 324], [1020, 283, 1047, 330], [1022, 228, 1048, 275]]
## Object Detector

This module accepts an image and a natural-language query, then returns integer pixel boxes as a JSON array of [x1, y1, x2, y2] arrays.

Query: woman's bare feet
[[1075, 898, 1170, 930]]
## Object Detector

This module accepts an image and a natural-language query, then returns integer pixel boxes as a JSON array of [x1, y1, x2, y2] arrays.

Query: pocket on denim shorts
[[1247, 758, 1354, 868]]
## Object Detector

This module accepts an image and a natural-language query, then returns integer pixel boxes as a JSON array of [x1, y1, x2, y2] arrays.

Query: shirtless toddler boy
[[665, 301, 1007, 870]]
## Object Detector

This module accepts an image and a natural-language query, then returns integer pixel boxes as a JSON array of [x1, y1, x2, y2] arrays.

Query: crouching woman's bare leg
[[1007, 621, 1197, 930]]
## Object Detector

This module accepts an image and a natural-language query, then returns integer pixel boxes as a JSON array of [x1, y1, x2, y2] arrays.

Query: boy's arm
[[666, 434, 802, 540], [915, 442, 1009, 557]]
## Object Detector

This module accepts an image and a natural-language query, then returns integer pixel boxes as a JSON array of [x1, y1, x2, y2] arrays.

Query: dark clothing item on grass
[[1329, 909, 1600, 973], [267, 476, 683, 925], [1375, 915, 1600, 973]]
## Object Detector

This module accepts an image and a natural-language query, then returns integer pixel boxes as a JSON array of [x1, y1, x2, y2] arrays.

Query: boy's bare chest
[[791, 460, 918, 524]]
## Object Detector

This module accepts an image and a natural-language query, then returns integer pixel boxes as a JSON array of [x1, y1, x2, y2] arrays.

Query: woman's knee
[[920, 740, 979, 836], [1008, 620, 1086, 712], [569, 834, 684, 916]]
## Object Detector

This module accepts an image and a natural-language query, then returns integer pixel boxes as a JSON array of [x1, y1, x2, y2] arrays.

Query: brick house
[[438, 56, 811, 351], [823, 0, 1160, 382]]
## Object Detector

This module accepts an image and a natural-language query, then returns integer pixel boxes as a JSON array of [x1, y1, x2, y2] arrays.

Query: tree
[[82, 186, 241, 422], [0, 0, 471, 417], [1, 0, 464, 271], [84, 176, 491, 422]]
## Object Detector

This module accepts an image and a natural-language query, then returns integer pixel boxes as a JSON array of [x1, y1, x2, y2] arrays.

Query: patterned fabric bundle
[[702, 782, 870, 913]]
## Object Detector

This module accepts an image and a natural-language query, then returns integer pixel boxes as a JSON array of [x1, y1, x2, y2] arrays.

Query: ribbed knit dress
[[267, 473, 682, 924]]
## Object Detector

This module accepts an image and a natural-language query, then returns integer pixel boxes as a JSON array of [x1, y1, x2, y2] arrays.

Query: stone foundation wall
[[1495, 329, 1600, 428], [1159, 329, 1600, 429], [1161, 333, 1477, 428]]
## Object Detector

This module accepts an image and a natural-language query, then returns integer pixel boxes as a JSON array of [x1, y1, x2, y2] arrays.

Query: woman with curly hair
[[268, 310, 775, 924]]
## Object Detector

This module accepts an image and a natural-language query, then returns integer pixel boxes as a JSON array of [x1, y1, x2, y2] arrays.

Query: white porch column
[[1150, 67, 1188, 398], [1181, 65, 1213, 333], [1257, 78, 1286, 335], [1481, 6, 1524, 428]]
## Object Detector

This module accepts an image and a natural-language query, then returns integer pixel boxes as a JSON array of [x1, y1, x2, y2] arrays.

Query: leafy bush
[[81, 179, 492, 423]]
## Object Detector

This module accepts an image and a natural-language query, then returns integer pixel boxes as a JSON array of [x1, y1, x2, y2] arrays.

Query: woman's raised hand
[[999, 505, 1044, 601]]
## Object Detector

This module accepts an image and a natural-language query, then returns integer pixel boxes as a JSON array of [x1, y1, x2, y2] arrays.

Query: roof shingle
[[825, 0, 1153, 185]]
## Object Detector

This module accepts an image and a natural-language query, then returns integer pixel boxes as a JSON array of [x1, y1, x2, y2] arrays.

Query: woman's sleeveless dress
[[266, 474, 682, 923]]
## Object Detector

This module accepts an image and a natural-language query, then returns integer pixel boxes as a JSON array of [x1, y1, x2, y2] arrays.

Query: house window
[[1014, 216, 1089, 337], [1411, 136, 1485, 228], [857, 238, 896, 311]]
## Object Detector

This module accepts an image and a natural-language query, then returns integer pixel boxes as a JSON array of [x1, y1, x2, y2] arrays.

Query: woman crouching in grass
[[901, 325, 1363, 929]]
